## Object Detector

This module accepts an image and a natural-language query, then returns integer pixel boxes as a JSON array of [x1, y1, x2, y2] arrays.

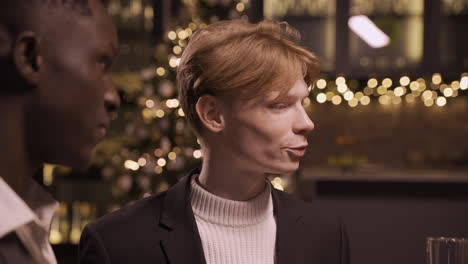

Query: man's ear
[[13, 31, 42, 85], [195, 95, 225, 133]]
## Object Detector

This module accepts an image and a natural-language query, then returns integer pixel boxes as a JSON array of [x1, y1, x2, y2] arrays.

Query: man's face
[[220, 79, 314, 174], [27, 0, 120, 168]]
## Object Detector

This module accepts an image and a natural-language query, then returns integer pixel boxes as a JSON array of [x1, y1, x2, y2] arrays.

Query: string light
[[399, 76, 410, 86], [316, 79, 327, 89]]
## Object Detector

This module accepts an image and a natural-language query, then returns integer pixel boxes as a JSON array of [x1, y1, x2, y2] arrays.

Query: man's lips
[[285, 145, 308, 157], [97, 127, 107, 139]]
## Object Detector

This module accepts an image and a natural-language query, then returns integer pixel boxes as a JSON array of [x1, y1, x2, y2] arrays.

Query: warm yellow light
[[316, 79, 327, 89], [377, 86, 387, 95], [177, 30, 188, 40], [155, 109, 165, 118], [124, 160, 139, 171], [273, 183, 284, 191], [436, 97, 447, 106], [166, 99, 178, 108], [156, 67, 166, 76], [392, 96, 402, 105], [144, 6, 154, 19], [43, 164, 55, 186], [432, 73, 442, 85], [316, 93, 327, 103], [236, 2, 245, 12], [49, 230, 62, 245], [154, 148, 163, 157], [344, 91, 354, 101], [331, 95, 342, 105], [169, 58, 178, 68], [409, 81, 420, 91], [70, 229, 81, 245], [173, 45, 182, 55], [272, 177, 283, 185], [154, 166, 163, 174], [422, 90, 433, 100], [405, 94, 415, 103], [382, 78, 393, 88], [302, 97, 311, 107], [461, 77, 468, 90], [336, 76, 346, 85], [178, 39, 187, 47], [363, 87, 373, 95], [145, 99, 154, 108], [367, 78, 378, 88], [168, 31, 177, 40], [424, 98, 434, 107], [193, 150, 202, 159], [138, 158, 147, 167], [443, 88, 453, 97], [399, 76, 410, 86], [185, 28, 193, 36], [360, 96, 370, 105], [451, 81, 460, 90], [355, 92, 364, 100], [337, 83, 348, 93], [348, 98, 359, 107], [378, 95, 390, 105], [168, 152, 177, 160], [189, 23, 197, 31], [142, 108, 152, 119], [157, 158, 167, 167], [326, 92, 334, 101], [394, 87, 405, 97], [177, 108, 185, 116]]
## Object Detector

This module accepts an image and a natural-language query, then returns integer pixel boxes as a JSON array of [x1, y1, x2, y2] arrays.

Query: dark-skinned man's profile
[[0, 0, 120, 263]]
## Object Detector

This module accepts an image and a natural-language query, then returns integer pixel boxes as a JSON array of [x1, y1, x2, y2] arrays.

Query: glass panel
[[349, 0, 424, 75], [264, 0, 336, 71], [440, 0, 468, 71]]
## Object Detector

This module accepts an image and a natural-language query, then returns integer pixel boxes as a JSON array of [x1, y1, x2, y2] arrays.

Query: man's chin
[[267, 162, 299, 175], [47, 151, 93, 172]]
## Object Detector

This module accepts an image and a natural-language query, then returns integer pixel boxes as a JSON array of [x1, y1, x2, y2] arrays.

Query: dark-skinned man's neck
[[0, 96, 36, 197]]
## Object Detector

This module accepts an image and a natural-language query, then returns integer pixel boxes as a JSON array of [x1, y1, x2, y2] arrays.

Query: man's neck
[[197, 150, 268, 201], [0, 98, 36, 197]]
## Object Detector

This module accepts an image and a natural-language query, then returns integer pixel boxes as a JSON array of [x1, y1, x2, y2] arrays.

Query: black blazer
[[79, 169, 350, 264]]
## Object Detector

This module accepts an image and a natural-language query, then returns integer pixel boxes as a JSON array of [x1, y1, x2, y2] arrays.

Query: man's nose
[[104, 83, 121, 115], [293, 107, 315, 135]]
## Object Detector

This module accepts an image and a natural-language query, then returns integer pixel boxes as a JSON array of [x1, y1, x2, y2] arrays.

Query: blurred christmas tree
[[87, 0, 251, 208]]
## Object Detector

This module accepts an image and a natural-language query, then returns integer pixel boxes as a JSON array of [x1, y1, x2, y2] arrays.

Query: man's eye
[[270, 103, 289, 110], [98, 56, 112, 71]]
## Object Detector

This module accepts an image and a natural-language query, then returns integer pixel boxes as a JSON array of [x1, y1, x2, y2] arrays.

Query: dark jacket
[[79, 169, 350, 264]]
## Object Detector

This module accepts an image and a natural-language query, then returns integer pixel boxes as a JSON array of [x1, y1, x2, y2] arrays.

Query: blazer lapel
[[272, 187, 303, 264], [159, 169, 206, 264]]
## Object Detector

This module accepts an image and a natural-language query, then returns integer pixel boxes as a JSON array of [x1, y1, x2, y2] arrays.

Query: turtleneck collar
[[190, 175, 273, 227]]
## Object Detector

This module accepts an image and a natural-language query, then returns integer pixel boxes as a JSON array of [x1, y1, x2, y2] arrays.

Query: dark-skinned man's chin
[[47, 151, 94, 172]]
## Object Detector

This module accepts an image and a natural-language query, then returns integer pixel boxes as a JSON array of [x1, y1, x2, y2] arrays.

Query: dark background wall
[[302, 180, 468, 264]]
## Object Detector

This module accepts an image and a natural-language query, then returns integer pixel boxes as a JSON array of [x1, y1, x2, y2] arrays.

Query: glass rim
[[426, 237, 468, 243]]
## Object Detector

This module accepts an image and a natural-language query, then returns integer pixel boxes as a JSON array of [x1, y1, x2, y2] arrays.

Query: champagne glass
[[427, 237, 468, 264]]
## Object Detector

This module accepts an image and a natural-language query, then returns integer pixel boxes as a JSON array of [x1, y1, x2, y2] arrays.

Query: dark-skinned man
[[0, 0, 120, 262]]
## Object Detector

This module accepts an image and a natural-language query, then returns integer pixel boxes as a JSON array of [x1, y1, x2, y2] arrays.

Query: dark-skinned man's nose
[[104, 85, 120, 117]]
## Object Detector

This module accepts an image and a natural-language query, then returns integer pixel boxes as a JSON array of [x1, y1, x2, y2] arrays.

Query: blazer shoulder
[[275, 189, 341, 226], [87, 191, 167, 234]]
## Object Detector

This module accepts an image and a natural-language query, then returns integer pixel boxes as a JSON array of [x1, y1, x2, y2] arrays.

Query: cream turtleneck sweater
[[190, 176, 277, 264]]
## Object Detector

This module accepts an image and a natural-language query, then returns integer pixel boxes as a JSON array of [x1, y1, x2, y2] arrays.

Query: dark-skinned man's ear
[[13, 31, 41, 87]]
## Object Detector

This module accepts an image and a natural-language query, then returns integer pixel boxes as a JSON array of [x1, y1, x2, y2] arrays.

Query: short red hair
[[177, 19, 319, 134]]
